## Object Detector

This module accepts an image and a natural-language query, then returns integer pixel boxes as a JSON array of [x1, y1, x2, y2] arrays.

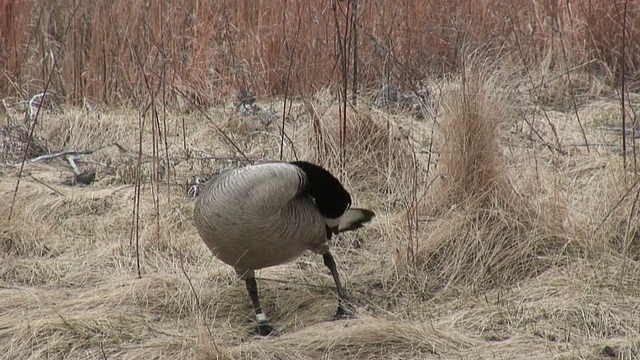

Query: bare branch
[[14, 150, 94, 166]]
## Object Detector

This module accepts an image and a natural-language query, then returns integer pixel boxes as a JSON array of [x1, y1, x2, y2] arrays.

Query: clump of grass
[[42, 109, 135, 151], [434, 72, 511, 208], [112, 159, 149, 185], [404, 67, 570, 291], [595, 177, 640, 261], [1, 117, 49, 163], [0, 188, 53, 258]]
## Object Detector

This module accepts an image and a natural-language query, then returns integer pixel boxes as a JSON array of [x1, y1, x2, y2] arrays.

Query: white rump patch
[[340, 209, 376, 232], [325, 217, 341, 229]]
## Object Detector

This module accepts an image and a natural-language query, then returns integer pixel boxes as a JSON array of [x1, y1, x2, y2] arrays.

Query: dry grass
[[3, 1, 640, 358], [399, 66, 572, 292], [2, 67, 640, 360]]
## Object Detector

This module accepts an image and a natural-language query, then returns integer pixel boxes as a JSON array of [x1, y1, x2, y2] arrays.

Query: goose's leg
[[322, 251, 352, 318], [244, 271, 273, 335]]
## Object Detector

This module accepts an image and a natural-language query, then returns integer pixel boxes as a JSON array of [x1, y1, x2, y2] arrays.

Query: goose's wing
[[233, 162, 306, 217]]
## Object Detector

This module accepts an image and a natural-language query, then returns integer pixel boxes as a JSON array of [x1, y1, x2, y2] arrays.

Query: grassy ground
[[2, 68, 640, 359]]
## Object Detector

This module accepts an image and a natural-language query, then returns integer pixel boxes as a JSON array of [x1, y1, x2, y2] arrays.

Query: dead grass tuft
[[595, 177, 640, 261], [404, 68, 570, 290], [1, 116, 49, 163], [0, 189, 53, 258], [435, 72, 511, 207], [411, 204, 567, 291]]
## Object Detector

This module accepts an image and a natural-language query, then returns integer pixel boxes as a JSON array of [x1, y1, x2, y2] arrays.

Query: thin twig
[[27, 92, 52, 124], [517, 117, 568, 155], [9, 58, 57, 221], [179, 256, 214, 341], [129, 110, 146, 279], [28, 175, 66, 196], [174, 88, 253, 165], [332, 0, 350, 179], [621, 0, 629, 174], [595, 176, 640, 233], [506, 9, 566, 156], [66, 155, 80, 175], [13, 150, 94, 165], [278, 1, 302, 161], [350, 0, 359, 106], [557, 23, 590, 152]]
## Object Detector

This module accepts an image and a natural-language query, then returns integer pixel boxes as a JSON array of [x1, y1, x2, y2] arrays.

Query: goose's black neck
[[290, 161, 351, 219]]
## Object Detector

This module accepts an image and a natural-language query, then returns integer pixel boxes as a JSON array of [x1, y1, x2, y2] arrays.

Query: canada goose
[[194, 161, 375, 335]]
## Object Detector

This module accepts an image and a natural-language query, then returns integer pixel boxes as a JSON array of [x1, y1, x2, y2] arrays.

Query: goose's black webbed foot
[[334, 301, 356, 320], [251, 321, 275, 336]]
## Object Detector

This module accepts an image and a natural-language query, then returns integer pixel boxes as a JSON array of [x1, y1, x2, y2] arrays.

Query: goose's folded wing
[[240, 163, 304, 217]]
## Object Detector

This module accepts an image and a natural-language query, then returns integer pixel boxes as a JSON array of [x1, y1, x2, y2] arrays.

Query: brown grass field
[[2, 1, 640, 359]]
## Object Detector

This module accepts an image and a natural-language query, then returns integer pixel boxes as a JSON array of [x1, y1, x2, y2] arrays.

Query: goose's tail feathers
[[337, 208, 376, 233]]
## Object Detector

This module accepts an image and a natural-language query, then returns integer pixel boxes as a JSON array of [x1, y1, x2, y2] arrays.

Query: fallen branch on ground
[[16, 150, 94, 165]]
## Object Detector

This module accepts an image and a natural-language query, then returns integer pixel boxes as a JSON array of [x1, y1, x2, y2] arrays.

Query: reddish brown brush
[[2, 1, 640, 106]]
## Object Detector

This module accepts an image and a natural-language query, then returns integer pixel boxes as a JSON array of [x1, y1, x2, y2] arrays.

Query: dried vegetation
[[2, 1, 640, 359]]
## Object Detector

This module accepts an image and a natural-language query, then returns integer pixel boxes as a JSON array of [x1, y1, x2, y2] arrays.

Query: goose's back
[[194, 162, 327, 272]]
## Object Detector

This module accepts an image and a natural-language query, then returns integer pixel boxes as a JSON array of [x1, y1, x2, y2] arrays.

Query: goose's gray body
[[194, 162, 329, 275], [193, 160, 375, 335]]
